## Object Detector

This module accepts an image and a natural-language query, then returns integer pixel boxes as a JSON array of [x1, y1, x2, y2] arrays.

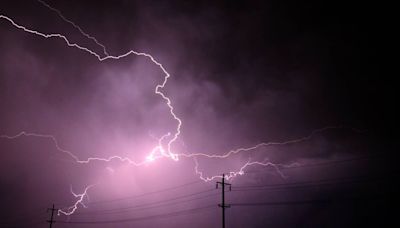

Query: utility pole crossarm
[[216, 174, 232, 228]]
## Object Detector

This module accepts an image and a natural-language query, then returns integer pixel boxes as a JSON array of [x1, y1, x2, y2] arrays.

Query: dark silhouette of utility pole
[[216, 174, 231, 228], [47, 204, 57, 228]]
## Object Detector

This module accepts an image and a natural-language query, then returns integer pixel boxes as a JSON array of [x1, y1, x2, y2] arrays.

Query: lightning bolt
[[37, 0, 109, 57], [58, 184, 95, 216], [0, 14, 181, 162], [0, 12, 182, 215], [0, 5, 362, 216], [193, 157, 300, 182], [178, 125, 357, 159], [0, 131, 155, 166]]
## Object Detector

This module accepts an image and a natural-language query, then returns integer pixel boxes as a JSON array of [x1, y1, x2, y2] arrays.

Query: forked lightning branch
[[0, 1, 357, 216]]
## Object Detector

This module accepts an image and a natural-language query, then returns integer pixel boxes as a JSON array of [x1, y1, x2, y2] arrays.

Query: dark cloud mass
[[0, 0, 396, 227]]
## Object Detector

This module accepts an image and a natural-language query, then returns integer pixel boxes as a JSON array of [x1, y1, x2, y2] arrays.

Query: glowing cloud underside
[[0, 3, 359, 216]]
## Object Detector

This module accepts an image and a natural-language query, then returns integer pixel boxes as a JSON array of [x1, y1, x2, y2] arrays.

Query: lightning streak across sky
[[58, 185, 95, 216], [178, 125, 359, 159], [0, 3, 360, 216], [37, 0, 110, 57], [193, 158, 299, 182], [0, 13, 181, 162]]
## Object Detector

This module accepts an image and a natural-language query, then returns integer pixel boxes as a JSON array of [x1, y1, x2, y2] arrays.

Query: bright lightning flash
[[57, 185, 95, 216], [0, 2, 360, 216]]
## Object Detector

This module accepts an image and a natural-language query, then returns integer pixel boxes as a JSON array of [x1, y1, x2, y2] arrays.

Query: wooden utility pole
[[47, 204, 57, 228], [216, 174, 231, 228]]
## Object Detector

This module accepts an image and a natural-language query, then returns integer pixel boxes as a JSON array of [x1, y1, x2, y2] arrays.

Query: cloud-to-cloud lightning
[[0, 2, 360, 215], [0, 13, 181, 162], [37, 0, 110, 57]]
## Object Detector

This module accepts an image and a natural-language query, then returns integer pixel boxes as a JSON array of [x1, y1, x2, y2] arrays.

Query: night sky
[[0, 0, 396, 227]]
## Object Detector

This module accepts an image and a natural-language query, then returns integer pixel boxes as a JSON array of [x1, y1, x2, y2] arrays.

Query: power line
[[77, 180, 204, 206], [74, 188, 217, 215], [56, 205, 216, 224], [57, 156, 377, 207], [230, 194, 387, 207], [74, 192, 219, 217], [70, 175, 385, 217], [245, 154, 378, 174], [231, 178, 388, 193], [65, 174, 386, 217], [232, 174, 387, 191], [52, 179, 205, 210]]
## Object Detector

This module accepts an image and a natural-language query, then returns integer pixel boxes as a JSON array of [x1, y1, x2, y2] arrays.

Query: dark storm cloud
[[0, 0, 395, 227]]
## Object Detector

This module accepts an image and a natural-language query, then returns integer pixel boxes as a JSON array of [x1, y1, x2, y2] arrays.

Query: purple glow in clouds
[[0, 0, 393, 227]]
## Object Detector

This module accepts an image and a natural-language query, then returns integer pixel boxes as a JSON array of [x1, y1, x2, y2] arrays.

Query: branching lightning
[[0, 3, 361, 216], [37, 0, 110, 57], [0, 13, 181, 163], [58, 185, 95, 216], [178, 125, 355, 159], [193, 157, 299, 182]]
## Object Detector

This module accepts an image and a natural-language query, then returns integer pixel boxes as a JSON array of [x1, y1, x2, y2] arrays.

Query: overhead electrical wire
[[56, 205, 216, 224]]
